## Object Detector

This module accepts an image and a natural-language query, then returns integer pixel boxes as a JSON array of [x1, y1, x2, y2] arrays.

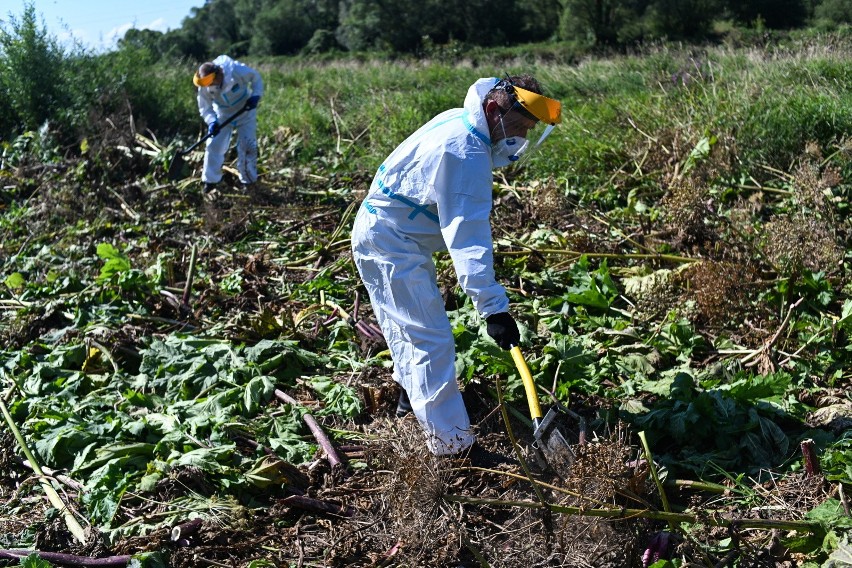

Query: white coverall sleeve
[[435, 151, 509, 319], [197, 89, 216, 125]]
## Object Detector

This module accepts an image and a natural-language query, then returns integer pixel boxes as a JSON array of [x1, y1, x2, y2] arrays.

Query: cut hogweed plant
[[624, 369, 807, 478]]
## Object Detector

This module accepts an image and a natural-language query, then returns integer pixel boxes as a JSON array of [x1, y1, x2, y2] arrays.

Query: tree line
[[122, 0, 852, 59], [2, 0, 851, 144]]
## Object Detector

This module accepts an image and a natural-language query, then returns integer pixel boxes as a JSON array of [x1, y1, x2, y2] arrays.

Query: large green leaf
[[244, 375, 276, 415]]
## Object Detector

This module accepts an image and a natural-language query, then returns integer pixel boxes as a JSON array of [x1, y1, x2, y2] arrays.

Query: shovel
[[167, 103, 251, 181], [510, 345, 579, 478]]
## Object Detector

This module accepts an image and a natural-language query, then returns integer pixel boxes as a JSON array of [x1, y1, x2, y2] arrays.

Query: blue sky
[[5, 1, 206, 51]]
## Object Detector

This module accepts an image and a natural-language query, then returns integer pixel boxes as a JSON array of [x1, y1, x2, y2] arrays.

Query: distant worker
[[193, 54, 263, 192], [351, 75, 561, 458]]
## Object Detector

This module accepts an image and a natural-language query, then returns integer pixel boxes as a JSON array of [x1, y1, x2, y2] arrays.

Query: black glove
[[486, 312, 520, 350], [245, 95, 260, 110], [208, 121, 220, 137]]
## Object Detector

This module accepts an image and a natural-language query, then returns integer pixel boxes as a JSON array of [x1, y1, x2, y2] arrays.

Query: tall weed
[[0, 2, 69, 138]]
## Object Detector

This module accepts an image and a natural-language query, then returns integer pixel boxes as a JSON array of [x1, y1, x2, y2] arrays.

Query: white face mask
[[491, 136, 529, 168]]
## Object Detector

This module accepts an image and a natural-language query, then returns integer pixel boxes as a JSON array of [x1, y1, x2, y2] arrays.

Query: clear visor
[[498, 111, 557, 167]]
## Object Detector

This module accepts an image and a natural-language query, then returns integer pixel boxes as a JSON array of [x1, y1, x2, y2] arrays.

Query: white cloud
[[103, 17, 171, 45], [143, 18, 169, 32], [104, 22, 134, 44]]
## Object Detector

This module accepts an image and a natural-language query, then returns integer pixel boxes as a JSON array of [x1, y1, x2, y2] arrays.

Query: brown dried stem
[[274, 389, 344, 470]]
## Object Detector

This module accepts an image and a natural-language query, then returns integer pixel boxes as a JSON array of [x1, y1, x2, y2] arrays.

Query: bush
[[0, 2, 71, 139]]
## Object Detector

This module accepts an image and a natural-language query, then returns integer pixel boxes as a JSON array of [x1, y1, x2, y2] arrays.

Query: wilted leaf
[[825, 540, 852, 567], [244, 375, 276, 415], [309, 376, 363, 418], [806, 499, 852, 530]]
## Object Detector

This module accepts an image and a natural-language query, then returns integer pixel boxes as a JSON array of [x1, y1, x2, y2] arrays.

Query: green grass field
[[2, 32, 852, 567]]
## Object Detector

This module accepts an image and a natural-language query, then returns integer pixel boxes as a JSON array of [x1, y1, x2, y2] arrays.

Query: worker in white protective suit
[[351, 75, 562, 457], [193, 55, 264, 192]]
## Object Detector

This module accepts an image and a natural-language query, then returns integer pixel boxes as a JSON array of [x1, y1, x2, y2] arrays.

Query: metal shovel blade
[[510, 346, 579, 478], [167, 152, 190, 181], [533, 408, 577, 479]]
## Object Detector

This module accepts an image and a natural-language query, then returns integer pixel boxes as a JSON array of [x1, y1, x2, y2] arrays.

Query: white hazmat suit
[[351, 78, 509, 455], [196, 55, 264, 185]]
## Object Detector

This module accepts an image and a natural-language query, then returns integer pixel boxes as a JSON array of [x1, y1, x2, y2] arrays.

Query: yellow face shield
[[193, 71, 216, 88], [512, 86, 562, 125]]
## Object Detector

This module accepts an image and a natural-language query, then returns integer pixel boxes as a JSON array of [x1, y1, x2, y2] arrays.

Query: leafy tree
[[519, 0, 564, 43], [117, 28, 166, 57], [250, 0, 338, 55], [813, 0, 852, 27], [558, 0, 643, 46], [724, 0, 809, 28], [372, 0, 445, 53], [644, 0, 721, 40], [303, 29, 343, 54], [0, 2, 69, 136], [451, 0, 520, 47], [192, 0, 242, 55], [336, 0, 385, 51], [233, 0, 264, 38], [159, 27, 209, 61], [337, 0, 524, 54], [163, 0, 246, 59]]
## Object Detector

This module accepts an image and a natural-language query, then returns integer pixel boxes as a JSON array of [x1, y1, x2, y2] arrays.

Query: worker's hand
[[485, 312, 520, 350], [245, 95, 260, 110], [208, 121, 220, 137]]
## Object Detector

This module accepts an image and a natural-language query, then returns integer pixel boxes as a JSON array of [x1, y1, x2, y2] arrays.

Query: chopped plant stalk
[[320, 293, 383, 339], [376, 540, 403, 567], [16, 457, 84, 492], [494, 376, 549, 507], [170, 518, 203, 542], [642, 531, 673, 568], [182, 242, 198, 306], [0, 391, 88, 544], [668, 479, 728, 493], [274, 389, 344, 469], [801, 439, 821, 476], [498, 248, 699, 264], [281, 495, 354, 517], [441, 494, 823, 532], [105, 186, 140, 221], [740, 297, 804, 368], [638, 431, 674, 531], [0, 550, 132, 566]]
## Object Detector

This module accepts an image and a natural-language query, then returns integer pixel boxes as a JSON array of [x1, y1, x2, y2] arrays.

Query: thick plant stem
[[441, 494, 821, 533], [639, 431, 675, 531], [801, 438, 821, 477], [668, 479, 728, 493], [498, 249, 699, 264], [0, 393, 87, 544], [274, 389, 344, 470], [495, 376, 548, 507], [0, 549, 131, 565], [182, 242, 198, 306]]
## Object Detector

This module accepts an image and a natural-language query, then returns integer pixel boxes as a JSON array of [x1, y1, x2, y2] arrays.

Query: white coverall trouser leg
[[352, 205, 475, 455], [202, 111, 258, 185]]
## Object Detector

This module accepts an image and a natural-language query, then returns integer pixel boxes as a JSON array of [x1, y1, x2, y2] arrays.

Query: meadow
[[2, 32, 852, 567]]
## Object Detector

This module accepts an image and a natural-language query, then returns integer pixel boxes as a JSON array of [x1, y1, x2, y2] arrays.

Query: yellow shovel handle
[[510, 346, 542, 421]]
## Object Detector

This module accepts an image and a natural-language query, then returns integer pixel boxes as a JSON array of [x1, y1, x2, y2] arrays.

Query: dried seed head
[[661, 177, 713, 245], [762, 213, 843, 275]]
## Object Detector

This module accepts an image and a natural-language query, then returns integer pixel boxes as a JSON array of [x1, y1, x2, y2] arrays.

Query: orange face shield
[[512, 85, 562, 126], [193, 70, 216, 88]]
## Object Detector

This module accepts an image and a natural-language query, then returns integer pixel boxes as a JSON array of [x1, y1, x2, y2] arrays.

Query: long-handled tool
[[167, 103, 251, 181], [510, 345, 579, 478]]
